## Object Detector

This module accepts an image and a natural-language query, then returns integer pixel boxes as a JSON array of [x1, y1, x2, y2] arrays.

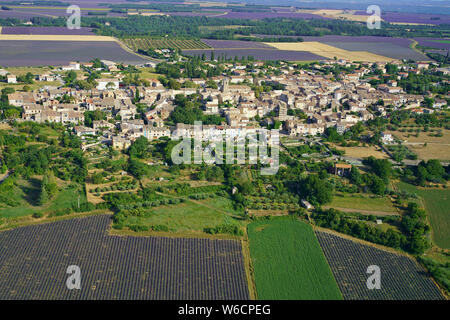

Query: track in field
[[0, 215, 249, 299]]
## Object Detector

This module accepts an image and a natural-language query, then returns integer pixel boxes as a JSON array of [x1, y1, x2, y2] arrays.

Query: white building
[[97, 79, 120, 90], [7, 74, 17, 84]]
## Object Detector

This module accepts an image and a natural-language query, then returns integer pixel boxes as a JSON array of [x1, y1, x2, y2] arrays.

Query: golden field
[[265, 41, 394, 62]]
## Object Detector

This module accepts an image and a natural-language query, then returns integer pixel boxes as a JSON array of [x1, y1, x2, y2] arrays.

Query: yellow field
[[387, 130, 450, 161], [0, 35, 115, 41], [296, 9, 379, 23], [265, 41, 394, 62], [334, 145, 389, 159]]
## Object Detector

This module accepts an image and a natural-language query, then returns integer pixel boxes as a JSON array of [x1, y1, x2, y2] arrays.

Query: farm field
[[122, 38, 210, 51], [317, 41, 426, 61], [328, 194, 397, 215], [0, 41, 149, 67], [333, 144, 389, 159], [386, 130, 450, 161], [247, 218, 342, 300], [201, 39, 273, 49], [120, 197, 244, 235], [0, 178, 85, 219], [183, 48, 326, 61], [0, 35, 114, 41], [0, 214, 249, 299], [301, 9, 377, 23], [354, 11, 450, 25], [316, 230, 445, 300], [0, 26, 95, 35], [265, 41, 394, 62], [396, 182, 450, 249]]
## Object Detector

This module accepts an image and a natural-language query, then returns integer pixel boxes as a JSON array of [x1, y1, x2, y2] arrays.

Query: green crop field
[[397, 182, 450, 249], [247, 218, 342, 300], [122, 38, 210, 51], [121, 197, 243, 234]]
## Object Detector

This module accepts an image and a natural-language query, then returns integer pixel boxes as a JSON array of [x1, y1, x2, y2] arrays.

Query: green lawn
[[248, 218, 342, 300], [123, 197, 242, 233], [397, 182, 450, 249], [197, 196, 244, 216], [329, 193, 396, 213]]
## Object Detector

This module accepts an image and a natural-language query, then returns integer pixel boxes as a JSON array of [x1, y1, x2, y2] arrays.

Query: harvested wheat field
[[334, 145, 389, 159], [265, 42, 394, 62], [387, 130, 450, 161], [310, 9, 376, 23]]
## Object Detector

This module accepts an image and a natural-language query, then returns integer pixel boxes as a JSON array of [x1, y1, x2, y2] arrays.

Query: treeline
[[1, 15, 447, 39], [313, 202, 430, 254]]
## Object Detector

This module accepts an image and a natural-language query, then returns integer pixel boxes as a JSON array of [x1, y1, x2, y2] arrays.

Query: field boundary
[[312, 224, 415, 259], [0, 209, 112, 232], [241, 236, 257, 300]]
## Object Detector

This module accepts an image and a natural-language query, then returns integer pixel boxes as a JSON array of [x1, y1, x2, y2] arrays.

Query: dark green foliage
[[291, 174, 333, 205], [204, 224, 243, 236], [313, 208, 407, 251]]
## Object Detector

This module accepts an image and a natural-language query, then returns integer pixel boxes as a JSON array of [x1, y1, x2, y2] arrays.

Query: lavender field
[[0, 41, 149, 67], [201, 39, 273, 49], [1, 27, 95, 35], [0, 215, 249, 299], [415, 38, 450, 53], [354, 11, 450, 25], [183, 48, 326, 61], [300, 36, 428, 61], [316, 231, 444, 300]]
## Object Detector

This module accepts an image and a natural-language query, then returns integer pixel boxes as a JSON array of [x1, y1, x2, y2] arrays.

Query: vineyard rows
[[122, 38, 211, 51], [315, 231, 444, 300], [0, 215, 249, 299]]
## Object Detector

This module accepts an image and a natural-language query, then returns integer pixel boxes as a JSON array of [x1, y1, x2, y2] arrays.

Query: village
[[1, 58, 446, 152]]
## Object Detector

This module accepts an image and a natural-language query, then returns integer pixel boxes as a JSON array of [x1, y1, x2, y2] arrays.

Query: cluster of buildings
[[3, 58, 444, 150]]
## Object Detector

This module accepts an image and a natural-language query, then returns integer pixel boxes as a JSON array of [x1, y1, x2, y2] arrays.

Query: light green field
[[123, 197, 242, 233], [0, 179, 85, 218], [248, 218, 342, 300], [397, 182, 450, 249], [329, 194, 397, 214]]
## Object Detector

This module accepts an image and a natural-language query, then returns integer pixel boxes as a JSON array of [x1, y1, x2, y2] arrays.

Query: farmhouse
[[333, 163, 352, 177], [6, 74, 17, 84]]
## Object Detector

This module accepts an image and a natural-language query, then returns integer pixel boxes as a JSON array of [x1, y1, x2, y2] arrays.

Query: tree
[[128, 136, 150, 159], [368, 174, 386, 195], [349, 166, 362, 185], [127, 159, 149, 180], [206, 79, 218, 89], [294, 174, 333, 205], [106, 82, 116, 90], [38, 185, 48, 205], [366, 157, 392, 183]]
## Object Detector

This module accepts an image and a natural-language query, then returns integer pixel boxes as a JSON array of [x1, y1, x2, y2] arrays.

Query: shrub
[[32, 212, 44, 219]]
